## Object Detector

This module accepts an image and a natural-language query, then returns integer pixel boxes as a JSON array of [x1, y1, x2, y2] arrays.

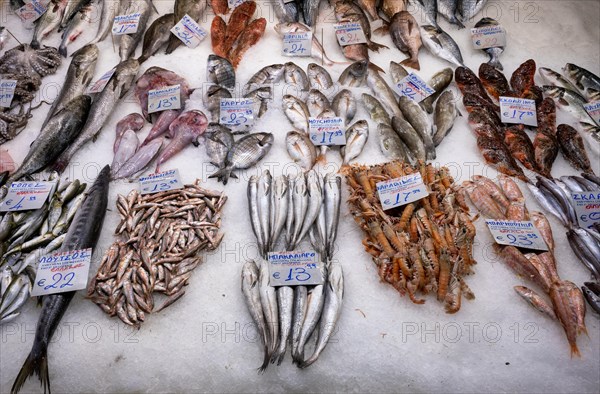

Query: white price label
[[0, 80, 17, 108], [16, 0, 48, 22], [228, 0, 248, 8], [112, 13, 141, 35], [394, 73, 435, 103], [282, 32, 312, 57], [148, 84, 181, 114], [139, 169, 184, 195], [86, 68, 116, 94], [219, 98, 254, 126], [486, 220, 548, 251], [268, 251, 324, 287], [31, 248, 92, 296], [309, 117, 346, 146], [334, 22, 367, 46], [376, 173, 429, 210], [171, 14, 207, 49], [583, 101, 600, 126], [571, 191, 600, 228], [471, 25, 506, 49], [0, 181, 56, 212], [500, 97, 537, 127]]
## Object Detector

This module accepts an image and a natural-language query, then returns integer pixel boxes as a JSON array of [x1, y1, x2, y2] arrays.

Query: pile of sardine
[[88, 182, 227, 327], [345, 161, 475, 312], [242, 170, 344, 370], [463, 175, 588, 356], [527, 174, 600, 282]]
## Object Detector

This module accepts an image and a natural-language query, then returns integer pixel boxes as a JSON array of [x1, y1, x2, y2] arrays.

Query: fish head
[[71, 44, 99, 66]]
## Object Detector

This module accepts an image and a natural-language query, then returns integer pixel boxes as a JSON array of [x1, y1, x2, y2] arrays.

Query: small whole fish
[[342, 120, 369, 164], [331, 89, 356, 125], [363, 93, 391, 126], [539, 67, 579, 93], [290, 174, 308, 250], [420, 25, 464, 67], [474, 17, 504, 70], [390, 61, 409, 85], [582, 283, 600, 314], [324, 173, 342, 258], [117, 0, 153, 61], [307, 63, 334, 91], [283, 95, 310, 133], [273, 285, 294, 365], [284, 62, 309, 97], [210, 133, 274, 184], [112, 138, 163, 179], [295, 170, 322, 246], [293, 266, 326, 362], [166, 0, 208, 54], [511, 59, 537, 98], [258, 260, 279, 363], [420, 67, 453, 113], [286, 131, 316, 171], [244, 87, 272, 118], [438, 0, 465, 28], [248, 175, 266, 256], [89, 0, 119, 44], [155, 110, 208, 172], [207, 54, 235, 89], [241, 261, 269, 370], [503, 125, 538, 173], [243, 64, 285, 95], [269, 175, 289, 251], [338, 60, 369, 87], [556, 124, 594, 174], [307, 89, 331, 118], [114, 113, 145, 153], [392, 115, 426, 162], [137, 13, 176, 64], [514, 285, 556, 319], [543, 85, 594, 124], [378, 123, 411, 162], [111, 129, 139, 174], [389, 11, 422, 70], [211, 16, 228, 58], [563, 63, 600, 101], [479, 62, 513, 101], [205, 123, 234, 170], [433, 90, 459, 146], [398, 96, 435, 159], [366, 67, 403, 119]]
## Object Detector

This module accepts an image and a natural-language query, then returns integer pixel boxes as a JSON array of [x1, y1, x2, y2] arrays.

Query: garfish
[[207, 54, 235, 89], [58, 0, 96, 57], [155, 110, 208, 172], [342, 120, 368, 164], [556, 124, 594, 174], [88, 0, 119, 44], [433, 90, 459, 146], [41, 43, 98, 128], [338, 60, 369, 87], [563, 63, 600, 102], [209, 133, 274, 184], [53, 59, 140, 173], [438, 0, 464, 28], [331, 89, 356, 125], [392, 115, 426, 162], [474, 17, 503, 70], [300, 263, 344, 368], [166, 0, 208, 54], [11, 165, 110, 394], [114, 113, 145, 153], [363, 93, 391, 125], [241, 261, 269, 371], [111, 130, 139, 174], [243, 64, 285, 95], [420, 25, 464, 67], [307, 89, 330, 118], [398, 96, 435, 159], [378, 123, 411, 162], [205, 123, 234, 170], [118, 0, 153, 61], [228, 18, 267, 68], [366, 67, 403, 119], [286, 131, 316, 171], [31, 0, 69, 49], [420, 67, 453, 113], [111, 138, 163, 180], [8, 96, 91, 183], [283, 95, 310, 133], [137, 13, 176, 63], [389, 11, 422, 70], [307, 63, 334, 90]]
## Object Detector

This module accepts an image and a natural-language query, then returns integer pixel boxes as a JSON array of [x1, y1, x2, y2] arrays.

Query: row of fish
[[244, 169, 344, 370], [88, 181, 226, 326], [462, 174, 588, 357]]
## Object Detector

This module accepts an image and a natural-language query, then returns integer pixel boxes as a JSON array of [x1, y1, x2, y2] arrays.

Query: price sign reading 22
[[37, 272, 76, 291]]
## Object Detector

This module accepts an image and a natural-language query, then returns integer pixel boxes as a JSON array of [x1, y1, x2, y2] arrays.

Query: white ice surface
[[1, 0, 599, 393]]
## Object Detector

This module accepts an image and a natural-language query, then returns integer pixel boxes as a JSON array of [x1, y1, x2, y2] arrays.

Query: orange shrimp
[[444, 258, 462, 314], [396, 203, 415, 232], [382, 222, 403, 252], [409, 246, 426, 291], [423, 238, 439, 276], [355, 170, 373, 198], [437, 250, 450, 301], [409, 216, 419, 243], [368, 220, 395, 256], [383, 161, 404, 178]]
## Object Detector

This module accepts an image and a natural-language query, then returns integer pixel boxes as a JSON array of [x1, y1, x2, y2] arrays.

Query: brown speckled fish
[[510, 59, 536, 97], [479, 63, 513, 101], [503, 125, 538, 173], [211, 16, 228, 58], [556, 124, 594, 174]]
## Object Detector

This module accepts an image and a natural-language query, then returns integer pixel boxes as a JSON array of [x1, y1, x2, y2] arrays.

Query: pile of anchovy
[[242, 169, 345, 370], [87, 181, 226, 327], [345, 160, 476, 312]]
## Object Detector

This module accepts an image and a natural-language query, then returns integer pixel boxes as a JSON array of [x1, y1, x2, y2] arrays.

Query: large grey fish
[[438, 0, 464, 28], [390, 61, 409, 85], [205, 123, 234, 170], [88, 0, 119, 44], [392, 115, 426, 162], [241, 260, 269, 371], [563, 63, 600, 102], [269, 176, 289, 251], [258, 259, 279, 364], [338, 60, 368, 87], [207, 54, 235, 89], [342, 120, 369, 164], [31, 0, 69, 48], [118, 0, 153, 61], [420, 67, 453, 114], [433, 90, 459, 145], [378, 123, 411, 162], [543, 85, 595, 124], [272, 285, 293, 365], [300, 263, 344, 368], [209, 133, 274, 184], [286, 131, 316, 171], [457, 0, 488, 22], [166, 0, 208, 54], [41, 44, 98, 128], [11, 165, 110, 394], [53, 59, 140, 173], [366, 67, 403, 119], [324, 173, 341, 258], [283, 95, 310, 133], [307, 89, 331, 118], [293, 264, 326, 363], [331, 89, 356, 125], [8, 96, 91, 183], [363, 93, 391, 125], [399, 96, 435, 159], [474, 17, 504, 70], [307, 63, 334, 90], [243, 64, 285, 94], [420, 25, 464, 67], [389, 11, 422, 71], [137, 13, 176, 63]]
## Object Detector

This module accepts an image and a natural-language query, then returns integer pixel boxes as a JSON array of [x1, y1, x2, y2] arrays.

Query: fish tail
[[367, 63, 385, 74], [373, 23, 389, 36], [569, 342, 581, 358], [298, 354, 317, 369], [367, 40, 388, 52], [137, 54, 148, 64], [11, 342, 50, 394], [487, 58, 503, 71], [58, 44, 68, 58], [400, 58, 420, 71], [257, 345, 270, 373], [208, 167, 231, 185], [453, 18, 466, 29], [164, 38, 180, 55]]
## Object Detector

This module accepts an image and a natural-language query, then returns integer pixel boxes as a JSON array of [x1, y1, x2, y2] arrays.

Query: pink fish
[[155, 110, 208, 172], [111, 130, 139, 174], [112, 138, 163, 180], [0, 149, 15, 174], [114, 113, 145, 152]]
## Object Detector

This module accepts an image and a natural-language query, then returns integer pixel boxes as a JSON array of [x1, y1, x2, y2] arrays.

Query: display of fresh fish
[[420, 68, 453, 113], [433, 90, 459, 146], [420, 25, 464, 67], [243, 64, 285, 94], [53, 59, 140, 173], [342, 120, 368, 164], [205, 123, 234, 170], [166, 0, 208, 54], [338, 60, 369, 87], [543, 85, 595, 124], [155, 110, 207, 171], [293, 265, 326, 362], [539, 67, 579, 92], [390, 60, 409, 85], [112, 138, 163, 179], [556, 124, 594, 174], [366, 67, 403, 119], [137, 13, 176, 63], [378, 123, 410, 162], [479, 62, 513, 101], [307, 63, 334, 90], [209, 133, 274, 184], [11, 165, 110, 394], [363, 93, 391, 126], [58, 0, 95, 57], [438, 0, 465, 28], [31, 0, 69, 49], [283, 95, 310, 133], [114, 113, 145, 153], [331, 89, 356, 125], [207, 54, 235, 89], [392, 115, 426, 162], [399, 96, 435, 159], [269, 175, 289, 251], [286, 131, 316, 171], [563, 63, 600, 102], [118, 0, 153, 61], [89, 0, 119, 44], [307, 89, 330, 118], [258, 259, 279, 362], [389, 11, 422, 70], [41, 43, 98, 129], [111, 129, 139, 174], [474, 17, 503, 70]]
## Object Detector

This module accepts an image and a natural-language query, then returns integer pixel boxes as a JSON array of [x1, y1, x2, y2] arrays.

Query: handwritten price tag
[[219, 98, 254, 126], [148, 84, 181, 114], [471, 25, 506, 49], [309, 117, 346, 146], [268, 251, 324, 287], [394, 73, 435, 103], [376, 173, 429, 210], [334, 22, 367, 46], [282, 32, 312, 57], [31, 248, 92, 296], [16, 0, 48, 23], [486, 220, 548, 251], [571, 191, 600, 228], [139, 169, 184, 195], [112, 13, 141, 35], [583, 101, 600, 126], [0, 181, 56, 212], [86, 68, 116, 94], [0, 80, 17, 108], [171, 14, 207, 49], [500, 97, 537, 127]]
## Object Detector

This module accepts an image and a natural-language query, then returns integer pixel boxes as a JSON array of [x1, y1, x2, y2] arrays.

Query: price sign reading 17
[[376, 173, 429, 211], [309, 117, 346, 146], [499, 96, 537, 127]]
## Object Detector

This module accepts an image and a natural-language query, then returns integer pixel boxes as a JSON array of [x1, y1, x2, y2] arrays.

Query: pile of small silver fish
[[243, 169, 344, 370], [0, 174, 87, 325], [88, 182, 227, 327], [527, 174, 600, 281], [463, 175, 587, 357]]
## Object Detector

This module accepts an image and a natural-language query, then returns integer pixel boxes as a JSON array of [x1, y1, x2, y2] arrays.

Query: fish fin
[[11, 342, 50, 394], [367, 40, 388, 52], [400, 58, 420, 71], [230, 172, 238, 179], [367, 63, 385, 74], [373, 23, 389, 36], [457, 109, 463, 117], [257, 345, 270, 373], [208, 167, 231, 184], [137, 55, 148, 64], [570, 342, 581, 358]]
